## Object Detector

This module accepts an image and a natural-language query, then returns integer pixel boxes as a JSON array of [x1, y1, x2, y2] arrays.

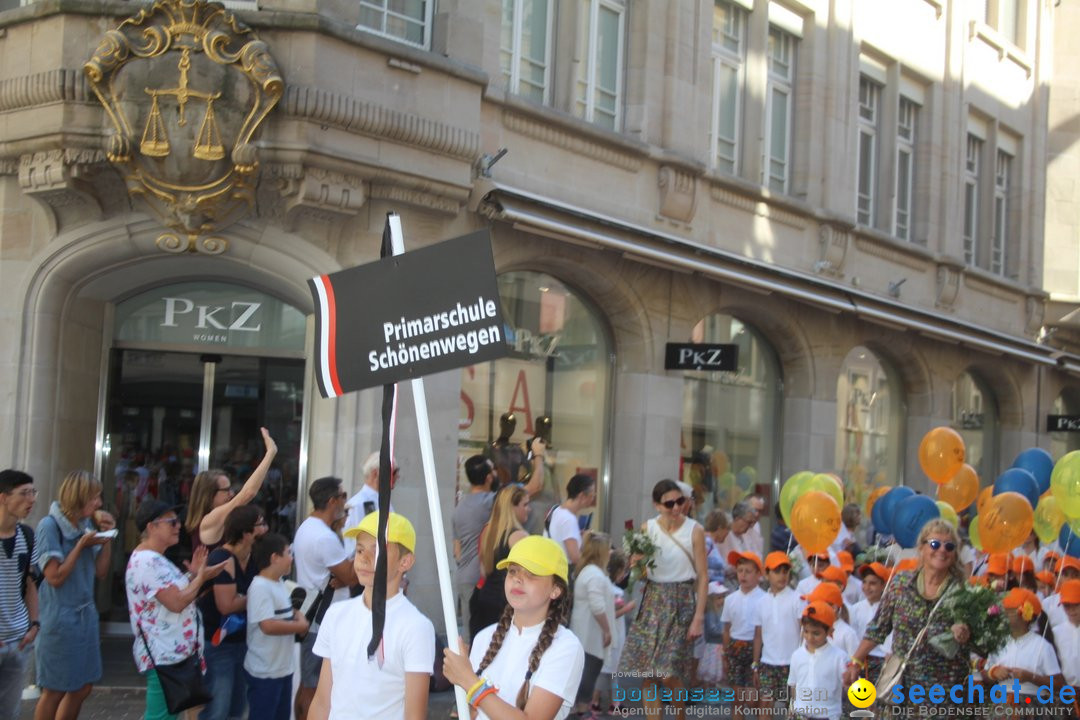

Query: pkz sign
[[161, 297, 263, 340], [1048, 415, 1080, 432], [664, 343, 739, 372]]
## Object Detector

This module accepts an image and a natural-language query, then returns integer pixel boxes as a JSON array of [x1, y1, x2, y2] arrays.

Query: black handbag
[[137, 613, 213, 714]]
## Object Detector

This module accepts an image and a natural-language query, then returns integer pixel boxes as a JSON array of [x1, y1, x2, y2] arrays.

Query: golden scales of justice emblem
[[84, 0, 283, 255], [140, 47, 224, 162]]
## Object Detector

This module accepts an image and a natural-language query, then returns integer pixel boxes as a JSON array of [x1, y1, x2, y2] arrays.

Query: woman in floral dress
[[845, 518, 972, 700], [126, 500, 227, 720]]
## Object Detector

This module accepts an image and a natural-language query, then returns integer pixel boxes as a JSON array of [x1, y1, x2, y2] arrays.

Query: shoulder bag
[[875, 579, 952, 699], [137, 612, 212, 714]]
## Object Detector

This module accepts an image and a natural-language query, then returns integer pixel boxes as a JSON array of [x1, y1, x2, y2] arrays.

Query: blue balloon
[[993, 467, 1040, 508], [1060, 523, 1080, 558], [873, 486, 915, 536], [1012, 448, 1054, 495], [892, 495, 941, 549]]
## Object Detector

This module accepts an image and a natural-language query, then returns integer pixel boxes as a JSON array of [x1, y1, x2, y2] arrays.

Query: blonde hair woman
[[570, 533, 616, 717], [34, 471, 115, 720], [469, 485, 529, 641], [185, 427, 276, 552]]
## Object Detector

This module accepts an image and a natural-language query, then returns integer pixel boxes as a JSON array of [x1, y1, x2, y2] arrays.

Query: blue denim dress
[[35, 503, 103, 691]]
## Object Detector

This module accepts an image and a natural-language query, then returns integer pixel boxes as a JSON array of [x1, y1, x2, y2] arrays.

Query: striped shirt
[[0, 523, 37, 643]]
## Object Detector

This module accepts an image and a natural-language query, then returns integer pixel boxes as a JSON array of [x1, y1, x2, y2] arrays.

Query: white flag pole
[[387, 214, 470, 720]]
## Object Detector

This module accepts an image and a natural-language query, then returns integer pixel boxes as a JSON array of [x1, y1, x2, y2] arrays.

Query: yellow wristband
[[466, 678, 486, 698]]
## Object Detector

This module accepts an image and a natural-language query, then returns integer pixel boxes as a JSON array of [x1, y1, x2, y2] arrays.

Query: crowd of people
[[4, 435, 1080, 720]]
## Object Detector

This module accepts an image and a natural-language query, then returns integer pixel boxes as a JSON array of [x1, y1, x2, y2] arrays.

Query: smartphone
[[95, 529, 119, 539]]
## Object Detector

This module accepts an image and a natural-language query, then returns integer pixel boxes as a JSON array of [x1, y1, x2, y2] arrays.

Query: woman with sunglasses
[[186, 428, 276, 555], [843, 518, 972, 700], [126, 500, 228, 720], [618, 479, 707, 720]]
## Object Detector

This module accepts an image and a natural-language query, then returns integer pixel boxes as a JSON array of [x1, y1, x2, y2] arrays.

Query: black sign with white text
[[1048, 415, 1080, 432], [664, 343, 739, 372], [308, 231, 508, 397]]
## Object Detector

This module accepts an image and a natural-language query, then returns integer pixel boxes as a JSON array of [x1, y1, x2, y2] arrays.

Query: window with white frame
[[710, 1, 747, 175], [986, 0, 1024, 48], [575, 0, 625, 131], [963, 134, 982, 266], [992, 150, 1011, 276], [358, 0, 432, 48], [894, 97, 918, 241], [856, 76, 880, 227], [501, 0, 553, 104], [764, 26, 796, 193]]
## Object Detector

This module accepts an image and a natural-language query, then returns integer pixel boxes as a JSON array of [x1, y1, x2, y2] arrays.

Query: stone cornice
[[0, 69, 93, 112], [280, 85, 480, 162], [502, 109, 644, 173]]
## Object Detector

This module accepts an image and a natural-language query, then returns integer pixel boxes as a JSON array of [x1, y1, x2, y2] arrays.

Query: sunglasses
[[926, 539, 956, 553], [661, 496, 687, 510], [152, 517, 181, 527], [214, 486, 232, 495]]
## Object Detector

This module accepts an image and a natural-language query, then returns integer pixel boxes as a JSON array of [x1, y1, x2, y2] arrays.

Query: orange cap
[[858, 562, 892, 583], [1044, 551, 1062, 567], [894, 558, 918, 573], [803, 581, 844, 608], [727, 551, 763, 573], [1058, 556, 1080, 574], [836, 551, 855, 573], [1035, 570, 1056, 588], [764, 551, 792, 571], [1002, 587, 1042, 618], [820, 565, 848, 589], [802, 600, 836, 629], [986, 554, 1010, 576], [1012, 556, 1035, 575], [1060, 579, 1080, 605]]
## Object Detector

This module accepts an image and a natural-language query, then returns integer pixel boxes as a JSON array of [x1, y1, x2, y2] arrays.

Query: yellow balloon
[[1034, 495, 1066, 545], [1052, 451, 1080, 519], [969, 515, 983, 551], [936, 501, 959, 528], [806, 473, 844, 509], [978, 491, 1035, 554], [790, 490, 842, 555], [780, 471, 814, 526]]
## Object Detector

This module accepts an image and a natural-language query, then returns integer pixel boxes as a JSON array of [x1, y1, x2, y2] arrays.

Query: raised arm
[[689, 524, 707, 640], [199, 428, 277, 545]]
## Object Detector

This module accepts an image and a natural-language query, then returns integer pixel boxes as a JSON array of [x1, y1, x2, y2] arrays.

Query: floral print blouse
[[125, 549, 200, 673], [865, 570, 969, 688]]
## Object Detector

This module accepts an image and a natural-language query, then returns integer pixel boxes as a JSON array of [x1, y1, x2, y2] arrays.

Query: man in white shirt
[[344, 452, 396, 552], [544, 474, 596, 566], [293, 476, 358, 720]]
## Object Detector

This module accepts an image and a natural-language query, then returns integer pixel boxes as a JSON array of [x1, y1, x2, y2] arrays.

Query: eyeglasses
[[661, 496, 687, 510], [926, 539, 956, 553], [152, 517, 181, 527], [214, 486, 232, 495], [9, 488, 38, 498]]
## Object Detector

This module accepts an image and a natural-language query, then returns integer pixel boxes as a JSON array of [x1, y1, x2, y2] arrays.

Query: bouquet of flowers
[[928, 583, 1008, 659], [623, 520, 658, 593]]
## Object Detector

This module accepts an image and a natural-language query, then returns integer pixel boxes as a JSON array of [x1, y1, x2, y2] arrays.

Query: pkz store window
[[680, 314, 780, 524], [951, 370, 998, 482], [458, 271, 612, 531]]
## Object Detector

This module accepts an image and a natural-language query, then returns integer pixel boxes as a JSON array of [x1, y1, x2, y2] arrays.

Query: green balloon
[[805, 473, 844, 509], [969, 515, 983, 551], [1051, 451, 1080, 519], [780, 471, 814, 526]]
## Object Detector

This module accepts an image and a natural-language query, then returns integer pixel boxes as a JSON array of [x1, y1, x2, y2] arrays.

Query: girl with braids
[[469, 485, 530, 641], [186, 428, 277, 553], [444, 536, 585, 720]]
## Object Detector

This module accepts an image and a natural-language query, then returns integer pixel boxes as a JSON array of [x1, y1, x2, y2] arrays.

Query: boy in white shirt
[[1052, 579, 1080, 691], [246, 533, 311, 720], [848, 562, 892, 680], [722, 551, 765, 709], [310, 512, 435, 720], [788, 602, 846, 720], [753, 551, 802, 711], [986, 588, 1063, 702], [802, 582, 857, 655]]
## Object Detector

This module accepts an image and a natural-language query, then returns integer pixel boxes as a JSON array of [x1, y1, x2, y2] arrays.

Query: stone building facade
[[0, 0, 1072, 630]]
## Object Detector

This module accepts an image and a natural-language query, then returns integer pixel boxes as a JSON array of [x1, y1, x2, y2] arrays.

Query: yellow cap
[[343, 511, 416, 553], [496, 535, 569, 583]]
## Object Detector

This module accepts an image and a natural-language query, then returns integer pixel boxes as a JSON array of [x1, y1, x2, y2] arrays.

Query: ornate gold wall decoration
[[84, 0, 283, 254]]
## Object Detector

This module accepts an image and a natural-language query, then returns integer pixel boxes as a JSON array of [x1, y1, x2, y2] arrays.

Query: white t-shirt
[[788, 642, 846, 720], [545, 507, 581, 562], [720, 586, 764, 641], [245, 575, 296, 679], [1044, 593, 1065, 628], [294, 516, 350, 605], [829, 619, 858, 656], [759, 587, 802, 666], [344, 486, 393, 554], [987, 630, 1062, 695], [313, 592, 435, 720], [849, 599, 890, 658], [1053, 620, 1080, 686], [469, 621, 584, 720], [843, 575, 862, 607], [795, 575, 821, 599]]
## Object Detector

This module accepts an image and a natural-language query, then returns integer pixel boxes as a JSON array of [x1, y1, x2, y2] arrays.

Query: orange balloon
[[866, 486, 891, 518], [919, 427, 966, 484], [977, 485, 994, 515], [937, 464, 979, 511], [978, 491, 1035, 554], [790, 490, 842, 555]]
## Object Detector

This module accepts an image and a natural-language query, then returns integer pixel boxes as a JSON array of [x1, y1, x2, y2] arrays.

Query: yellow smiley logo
[[847, 678, 876, 708]]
